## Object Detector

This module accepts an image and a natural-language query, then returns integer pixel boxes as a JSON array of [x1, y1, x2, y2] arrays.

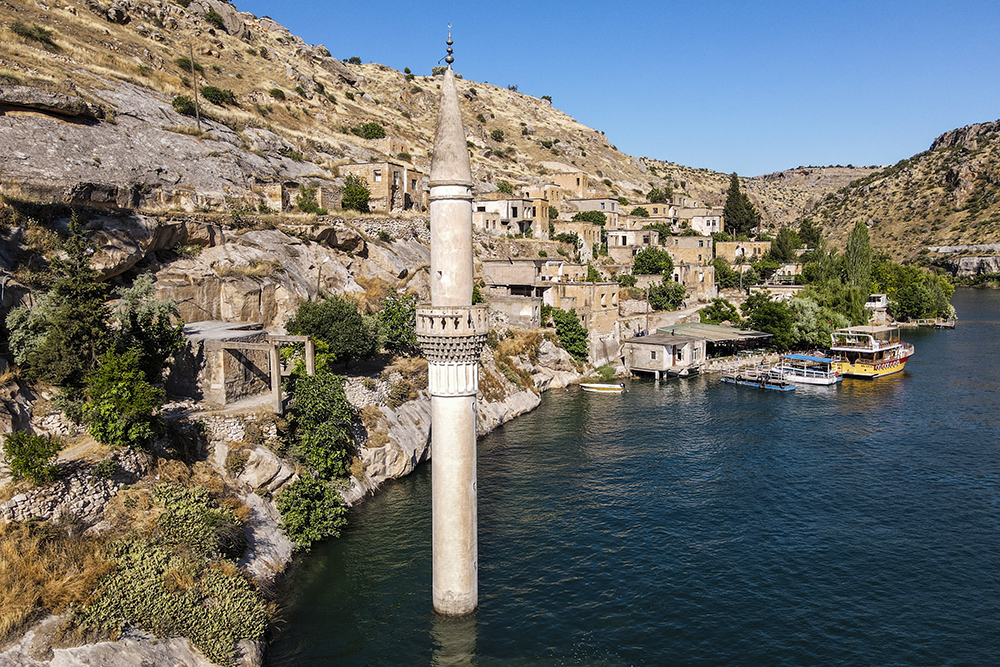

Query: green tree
[[632, 247, 674, 276], [742, 293, 795, 350], [85, 350, 165, 449], [616, 273, 637, 287], [112, 274, 184, 383], [351, 122, 386, 139], [586, 263, 601, 282], [290, 373, 355, 478], [699, 298, 741, 325], [276, 477, 348, 550], [712, 258, 742, 290], [295, 185, 327, 215], [798, 217, 823, 248], [788, 296, 851, 348], [571, 210, 607, 225], [376, 292, 418, 353], [723, 173, 761, 237], [631, 206, 650, 217], [768, 226, 801, 262], [844, 221, 873, 289], [341, 174, 371, 213], [549, 308, 589, 362], [286, 294, 378, 365], [647, 187, 669, 203], [496, 181, 514, 195], [617, 196, 629, 206], [548, 205, 559, 220], [648, 279, 686, 311], [2, 430, 61, 484]]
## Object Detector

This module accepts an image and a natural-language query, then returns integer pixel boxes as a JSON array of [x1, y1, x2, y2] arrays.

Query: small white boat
[[772, 354, 841, 386], [580, 383, 626, 393]]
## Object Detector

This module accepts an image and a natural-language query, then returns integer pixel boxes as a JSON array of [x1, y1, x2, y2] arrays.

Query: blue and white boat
[[772, 354, 842, 386]]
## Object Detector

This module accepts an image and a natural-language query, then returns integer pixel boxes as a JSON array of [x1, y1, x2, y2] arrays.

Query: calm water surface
[[270, 289, 1000, 666]]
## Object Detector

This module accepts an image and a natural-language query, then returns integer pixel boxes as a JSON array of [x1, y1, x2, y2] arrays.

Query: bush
[[172, 95, 196, 116], [632, 206, 649, 217], [295, 185, 327, 215], [85, 350, 165, 449], [203, 9, 226, 31], [9, 21, 55, 46], [2, 431, 61, 484], [111, 274, 184, 383], [633, 247, 674, 276], [376, 292, 418, 353], [268, 88, 285, 100], [431, 65, 447, 75], [286, 295, 377, 365], [648, 279, 686, 311], [572, 210, 606, 225], [276, 477, 348, 550], [616, 274, 637, 288], [347, 56, 362, 65], [200, 86, 236, 106], [496, 180, 514, 195], [175, 0, 191, 6], [351, 122, 385, 140], [341, 173, 371, 213], [549, 308, 589, 362], [490, 129, 505, 142], [174, 57, 204, 74], [549, 205, 559, 220]]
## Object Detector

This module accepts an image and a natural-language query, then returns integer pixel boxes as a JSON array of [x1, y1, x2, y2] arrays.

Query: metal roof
[[657, 322, 772, 341], [783, 354, 835, 364], [624, 334, 704, 346]]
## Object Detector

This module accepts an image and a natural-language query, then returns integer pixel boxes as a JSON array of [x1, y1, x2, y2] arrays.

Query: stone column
[[416, 66, 488, 616]]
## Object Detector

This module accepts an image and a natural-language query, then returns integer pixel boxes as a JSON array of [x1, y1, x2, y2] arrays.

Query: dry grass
[[497, 328, 544, 362], [0, 522, 112, 642], [213, 259, 284, 280], [162, 125, 209, 138]]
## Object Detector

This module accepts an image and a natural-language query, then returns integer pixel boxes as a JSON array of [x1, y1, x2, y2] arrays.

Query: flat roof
[[835, 325, 898, 335], [784, 354, 835, 363], [659, 322, 771, 341], [624, 334, 704, 346]]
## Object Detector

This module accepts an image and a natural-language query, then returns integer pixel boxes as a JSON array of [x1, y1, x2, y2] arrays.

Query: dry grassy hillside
[[806, 120, 1000, 260]]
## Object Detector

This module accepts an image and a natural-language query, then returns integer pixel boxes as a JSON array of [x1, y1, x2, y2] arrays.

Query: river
[[269, 289, 1000, 666]]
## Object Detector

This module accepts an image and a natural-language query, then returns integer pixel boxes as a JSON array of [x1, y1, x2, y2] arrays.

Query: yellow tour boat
[[830, 325, 914, 379]]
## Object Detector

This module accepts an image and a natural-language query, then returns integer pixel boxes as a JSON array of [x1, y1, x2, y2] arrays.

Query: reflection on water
[[269, 290, 1000, 666]]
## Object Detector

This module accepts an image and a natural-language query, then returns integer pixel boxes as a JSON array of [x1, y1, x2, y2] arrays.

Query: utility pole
[[189, 44, 201, 132]]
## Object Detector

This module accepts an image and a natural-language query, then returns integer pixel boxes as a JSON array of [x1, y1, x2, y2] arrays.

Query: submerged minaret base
[[416, 43, 488, 616]]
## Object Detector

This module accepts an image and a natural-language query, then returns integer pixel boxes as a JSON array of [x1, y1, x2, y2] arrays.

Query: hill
[[805, 120, 1000, 260]]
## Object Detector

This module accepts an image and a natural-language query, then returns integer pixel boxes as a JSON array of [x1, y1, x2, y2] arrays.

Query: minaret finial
[[445, 24, 454, 66]]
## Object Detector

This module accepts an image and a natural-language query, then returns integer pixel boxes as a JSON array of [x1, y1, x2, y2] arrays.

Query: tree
[[276, 477, 348, 550], [496, 181, 514, 195], [844, 221, 873, 290], [798, 217, 823, 248], [286, 294, 378, 365], [699, 298, 741, 325], [112, 274, 184, 383], [295, 185, 327, 215], [632, 247, 673, 276], [616, 274, 637, 288], [571, 210, 606, 225], [2, 430, 61, 484], [586, 263, 601, 282], [723, 173, 761, 237], [341, 174, 371, 213], [290, 373, 355, 478], [743, 293, 795, 350], [548, 205, 559, 220], [788, 296, 850, 348], [648, 279, 686, 311], [549, 308, 589, 362], [768, 226, 800, 262], [351, 122, 385, 140], [85, 350, 165, 449], [376, 292, 418, 353], [712, 258, 742, 290], [631, 206, 650, 217]]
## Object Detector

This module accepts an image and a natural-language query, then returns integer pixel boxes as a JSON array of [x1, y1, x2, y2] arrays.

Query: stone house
[[549, 171, 590, 198], [551, 220, 602, 258], [679, 207, 724, 235], [621, 333, 707, 379], [715, 240, 772, 264], [473, 197, 550, 238], [607, 228, 660, 264], [664, 235, 713, 265], [340, 162, 427, 213], [671, 263, 718, 303], [564, 197, 620, 226]]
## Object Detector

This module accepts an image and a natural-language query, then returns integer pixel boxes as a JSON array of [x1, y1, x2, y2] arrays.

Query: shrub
[[549, 205, 559, 219], [476, 113, 486, 124], [286, 295, 377, 365], [632, 206, 650, 217], [648, 279, 686, 311], [85, 350, 165, 449], [257, 46, 268, 59], [376, 292, 418, 353], [276, 477, 348, 550], [344, 91, 355, 101], [172, 95, 196, 116], [268, 88, 285, 100], [9, 21, 55, 46], [111, 274, 183, 383], [175, 0, 191, 7], [203, 9, 226, 31], [341, 173, 371, 213], [152, 483, 244, 559], [2, 431, 61, 484], [549, 308, 589, 362], [294, 86, 307, 98], [351, 122, 386, 140], [633, 247, 674, 276], [538, 250, 547, 257], [431, 65, 446, 75], [616, 274, 637, 288], [496, 181, 514, 195], [174, 57, 203, 74], [200, 86, 236, 106], [295, 185, 327, 215], [490, 129, 505, 142], [572, 210, 606, 225], [347, 56, 362, 65]]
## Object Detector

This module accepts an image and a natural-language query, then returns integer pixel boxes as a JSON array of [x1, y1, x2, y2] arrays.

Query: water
[[269, 289, 1000, 666]]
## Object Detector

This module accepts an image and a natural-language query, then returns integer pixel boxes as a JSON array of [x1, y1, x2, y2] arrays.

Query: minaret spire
[[416, 28, 489, 616]]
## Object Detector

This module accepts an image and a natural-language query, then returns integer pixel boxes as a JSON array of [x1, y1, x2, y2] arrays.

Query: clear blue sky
[[234, 0, 1000, 177]]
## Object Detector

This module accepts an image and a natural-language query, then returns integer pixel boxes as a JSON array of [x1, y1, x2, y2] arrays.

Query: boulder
[[0, 85, 103, 119], [316, 56, 358, 86]]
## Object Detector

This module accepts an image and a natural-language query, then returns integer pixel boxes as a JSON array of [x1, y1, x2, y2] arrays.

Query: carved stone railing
[[416, 305, 489, 397]]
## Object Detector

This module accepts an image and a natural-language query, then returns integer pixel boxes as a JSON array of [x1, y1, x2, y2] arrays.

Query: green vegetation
[[2, 431, 61, 484], [268, 88, 286, 101], [647, 279, 686, 311], [171, 95, 197, 116], [586, 263, 601, 282], [491, 129, 505, 142], [112, 273, 184, 383], [571, 210, 607, 225], [174, 57, 204, 74], [545, 307, 589, 362], [85, 350, 165, 449], [699, 298, 741, 325], [9, 21, 55, 47], [203, 9, 226, 31], [341, 173, 371, 213], [632, 206, 650, 217], [375, 292, 418, 353], [347, 56, 362, 65], [768, 226, 801, 262], [496, 180, 514, 195], [549, 205, 559, 220], [616, 273, 637, 288], [723, 173, 761, 237], [431, 65, 447, 75], [647, 187, 670, 204], [351, 122, 386, 140], [295, 185, 328, 215], [286, 294, 378, 365], [844, 221, 873, 288], [276, 477, 348, 550], [632, 247, 674, 276], [289, 373, 355, 478]]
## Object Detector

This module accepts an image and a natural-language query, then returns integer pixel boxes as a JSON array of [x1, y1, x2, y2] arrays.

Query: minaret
[[415, 30, 489, 616]]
